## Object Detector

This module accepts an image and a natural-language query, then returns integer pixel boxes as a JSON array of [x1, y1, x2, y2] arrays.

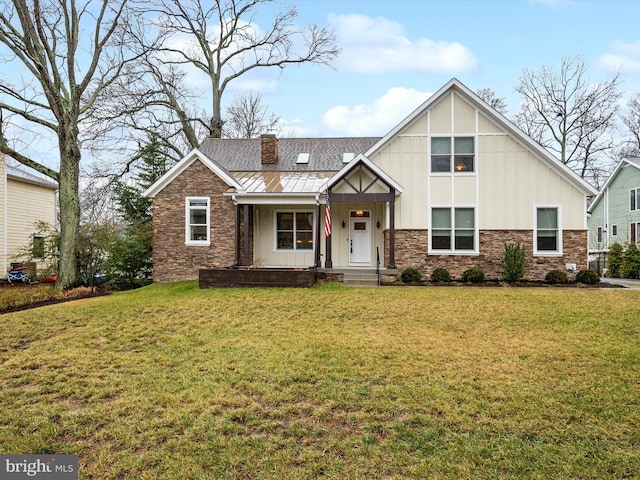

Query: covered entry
[[324, 155, 402, 269]]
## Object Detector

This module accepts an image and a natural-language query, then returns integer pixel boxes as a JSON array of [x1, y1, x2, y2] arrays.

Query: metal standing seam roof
[[234, 170, 335, 194]]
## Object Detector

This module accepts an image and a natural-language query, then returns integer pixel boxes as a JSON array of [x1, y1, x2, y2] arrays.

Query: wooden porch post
[[315, 203, 321, 268], [389, 189, 396, 269]]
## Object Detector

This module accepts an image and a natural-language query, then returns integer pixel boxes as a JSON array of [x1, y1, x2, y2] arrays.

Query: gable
[[144, 149, 242, 198], [588, 158, 640, 214], [365, 78, 596, 198]]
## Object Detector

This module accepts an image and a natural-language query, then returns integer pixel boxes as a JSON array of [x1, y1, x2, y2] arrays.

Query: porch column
[[315, 203, 321, 268], [389, 189, 396, 269], [242, 204, 250, 266], [235, 204, 241, 266]]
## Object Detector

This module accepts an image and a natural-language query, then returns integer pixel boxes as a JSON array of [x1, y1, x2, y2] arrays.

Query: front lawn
[[0, 282, 638, 479]]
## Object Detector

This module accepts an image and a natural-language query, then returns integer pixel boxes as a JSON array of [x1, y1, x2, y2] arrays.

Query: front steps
[[343, 270, 380, 287]]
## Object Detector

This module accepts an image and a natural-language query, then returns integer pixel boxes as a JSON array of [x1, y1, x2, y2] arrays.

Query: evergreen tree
[[109, 135, 169, 287]]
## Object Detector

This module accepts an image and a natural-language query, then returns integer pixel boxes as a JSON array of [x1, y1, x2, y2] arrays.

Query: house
[[587, 157, 640, 273], [144, 78, 596, 283], [0, 154, 58, 277]]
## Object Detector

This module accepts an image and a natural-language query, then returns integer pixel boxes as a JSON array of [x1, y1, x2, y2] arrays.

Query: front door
[[349, 211, 371, 266]]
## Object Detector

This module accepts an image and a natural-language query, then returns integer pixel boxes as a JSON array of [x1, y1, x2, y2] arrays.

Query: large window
[[186, 197, 210, 245], [431, 137, 475, 173], [431, 207, 475, 251], [630, 188, 640, 211], [535, 206, 561, 254], [276, 212, 314, 251]]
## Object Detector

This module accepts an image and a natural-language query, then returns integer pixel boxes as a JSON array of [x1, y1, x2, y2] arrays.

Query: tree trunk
[[56, 131, 81, 290]]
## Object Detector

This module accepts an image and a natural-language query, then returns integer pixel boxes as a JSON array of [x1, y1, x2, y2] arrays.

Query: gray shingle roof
[[198, 137, 381, 172], [6, 165, 58, 189]]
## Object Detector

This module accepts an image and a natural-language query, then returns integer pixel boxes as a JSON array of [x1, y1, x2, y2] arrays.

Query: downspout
[[3, 158, 7, 276]]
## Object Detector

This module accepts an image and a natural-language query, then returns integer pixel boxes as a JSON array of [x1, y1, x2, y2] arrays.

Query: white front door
[[349, 212, 371, 266]]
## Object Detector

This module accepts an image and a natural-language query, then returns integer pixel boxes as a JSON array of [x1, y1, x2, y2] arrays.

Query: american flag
[[324, 191, 331, 237]]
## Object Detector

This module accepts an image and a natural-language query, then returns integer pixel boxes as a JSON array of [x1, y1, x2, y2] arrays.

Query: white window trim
[[429, 136, 477, 176], [428, 205, 479, 255], [630, 187, 640, 212], [533, 204, 562, 256], [185, 197, 210, 246], [274, 210, 315, 253]]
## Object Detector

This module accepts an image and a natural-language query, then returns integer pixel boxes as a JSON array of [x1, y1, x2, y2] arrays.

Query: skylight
[[296, 153, 310, 164], [343, 153, 355, 163]]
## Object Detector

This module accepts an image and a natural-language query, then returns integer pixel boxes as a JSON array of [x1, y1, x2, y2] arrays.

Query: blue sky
[[225, 0, 640, 138]]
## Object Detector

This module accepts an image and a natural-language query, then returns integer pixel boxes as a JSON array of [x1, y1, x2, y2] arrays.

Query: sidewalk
[[600, 277, 640, 289]]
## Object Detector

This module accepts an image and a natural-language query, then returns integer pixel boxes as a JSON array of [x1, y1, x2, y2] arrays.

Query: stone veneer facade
[[152, 161, 238, 282], [385, 229, 588, 282]]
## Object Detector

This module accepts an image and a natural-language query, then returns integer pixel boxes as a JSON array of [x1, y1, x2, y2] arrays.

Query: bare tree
[[0, 1, 141, 289], [223, 91, 281, 138], [476, 88, 508, 115], [514, 56, 622, 183], [146, 0, 339, 138], [621, 93, 640, 157]]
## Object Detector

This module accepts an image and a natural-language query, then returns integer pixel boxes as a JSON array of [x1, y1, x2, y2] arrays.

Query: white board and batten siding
[[369, 90, 588, 231]]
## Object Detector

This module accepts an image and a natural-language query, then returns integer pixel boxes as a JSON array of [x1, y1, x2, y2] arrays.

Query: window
[[431, 137, 475, 173], [631, 222, 640, 243], [612, 225, 618, 236], [32, 234, 46, 260], [186, 197, 210, 245], [631, 188, 640, 211], [535, 207, 561, 254], [597, 226, 603, 243], [431, 207, 475, 251], [276, 212, 314, 251]]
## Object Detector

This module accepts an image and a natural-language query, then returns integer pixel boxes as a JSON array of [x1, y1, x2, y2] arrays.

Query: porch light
[[376, 221, 381, 229], [341, 220, 346, 228]]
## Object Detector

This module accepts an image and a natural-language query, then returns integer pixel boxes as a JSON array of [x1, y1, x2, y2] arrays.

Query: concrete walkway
[[600, 277, 640, 289]]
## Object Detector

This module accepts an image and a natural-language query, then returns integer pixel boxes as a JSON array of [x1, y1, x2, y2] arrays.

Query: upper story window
[[186, 197, 210, 245], [431, 207, 476, 252], [535, 206, 561, 255], [431, 137, 475, 173], [276, 212, 314, 251], [630, 187, 640, 211]]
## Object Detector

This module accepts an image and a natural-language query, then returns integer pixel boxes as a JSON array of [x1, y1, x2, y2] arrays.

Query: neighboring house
[[144, 78, 596, 283], [587, 157, 640, 272], [0, 154, 58, 276]]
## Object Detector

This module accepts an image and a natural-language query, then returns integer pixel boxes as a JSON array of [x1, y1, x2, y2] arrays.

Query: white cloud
[[598, 41, 640, 73], [321, 87, 432, 136], [329, 13, 478, 74]]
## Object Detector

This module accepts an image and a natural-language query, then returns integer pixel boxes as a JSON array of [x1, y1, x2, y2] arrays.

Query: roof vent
[[343, 153, 355, 163], [296, 153, 310, 164]]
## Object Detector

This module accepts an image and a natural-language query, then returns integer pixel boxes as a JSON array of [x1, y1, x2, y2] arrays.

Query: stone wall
[[152, 160, 237, 282], [385, 229, 588, 281]]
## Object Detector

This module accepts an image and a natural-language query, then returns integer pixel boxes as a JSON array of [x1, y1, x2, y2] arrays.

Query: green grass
[[0, 282, 638, 479]]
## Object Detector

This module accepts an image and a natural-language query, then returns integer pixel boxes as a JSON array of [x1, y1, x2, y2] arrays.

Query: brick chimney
[[261, 134, 278, 164]]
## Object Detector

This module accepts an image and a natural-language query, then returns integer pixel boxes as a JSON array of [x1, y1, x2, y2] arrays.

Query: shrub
[[431, 267, 451, 283], [621, 243, 640, 279], [501, 243, 527, 283], [400, 266, 422, 283], [462, 267, 485, 284], [606, 243, 624, 278], [545, 270, 569, 284], [575, 269, 600, 285]]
